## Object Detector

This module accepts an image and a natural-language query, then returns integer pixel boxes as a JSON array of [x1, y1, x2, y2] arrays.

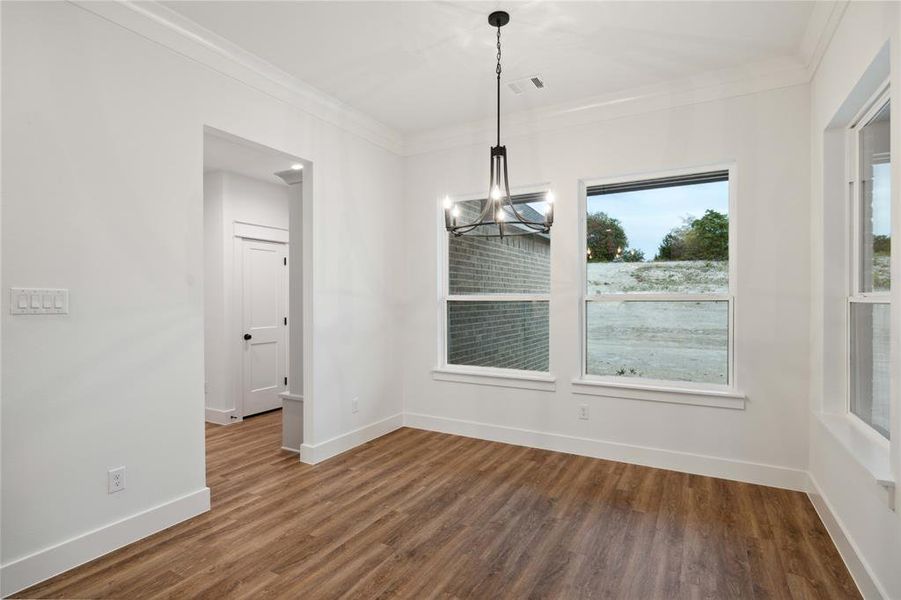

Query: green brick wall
[[447, 199, 550, 371]]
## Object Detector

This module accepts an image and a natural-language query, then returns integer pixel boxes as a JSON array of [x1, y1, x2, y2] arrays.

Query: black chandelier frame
[[443, 11, 554, 239]]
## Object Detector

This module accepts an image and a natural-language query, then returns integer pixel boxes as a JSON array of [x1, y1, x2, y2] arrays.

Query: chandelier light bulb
[[443, 196, 453, 210], [546, 191, 555, 204], [491, 184, 502, 201], [496, 209, 506, 222], [451, 205, 461, 218]]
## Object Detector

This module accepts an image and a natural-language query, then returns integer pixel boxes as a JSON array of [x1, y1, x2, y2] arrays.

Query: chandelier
[[443, 11, 554, 238]]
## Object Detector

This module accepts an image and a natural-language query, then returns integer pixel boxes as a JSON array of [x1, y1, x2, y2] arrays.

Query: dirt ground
[[586, 261, 728, 383]]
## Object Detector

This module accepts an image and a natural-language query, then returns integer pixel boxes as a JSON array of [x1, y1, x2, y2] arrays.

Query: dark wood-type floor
[[20, 410, 859, 599]]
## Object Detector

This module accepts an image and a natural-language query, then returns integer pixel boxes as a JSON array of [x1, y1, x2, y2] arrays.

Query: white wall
[[5, 1, 901, 597], [203, 171, 290, 418], [402, 84, 812, 489], [0, 2, 404, 594], [809, 2, 901, 598]]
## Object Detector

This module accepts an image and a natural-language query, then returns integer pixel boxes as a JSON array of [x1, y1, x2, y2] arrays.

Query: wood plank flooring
[[19, 410, 859, 599]]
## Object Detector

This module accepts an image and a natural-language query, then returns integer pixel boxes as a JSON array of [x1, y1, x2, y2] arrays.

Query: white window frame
[[434, 182, 556, 390], [846, 83, 892, 442], [573, 164, 744, 408]]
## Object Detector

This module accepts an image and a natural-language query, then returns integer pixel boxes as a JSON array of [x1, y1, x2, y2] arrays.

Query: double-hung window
[[582, 169, 734, 388], [849, 91, 891, 439], [442, 190, 551, 373]]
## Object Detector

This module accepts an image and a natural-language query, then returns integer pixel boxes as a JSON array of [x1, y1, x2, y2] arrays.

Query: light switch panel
[[10, 288, 68, 315]]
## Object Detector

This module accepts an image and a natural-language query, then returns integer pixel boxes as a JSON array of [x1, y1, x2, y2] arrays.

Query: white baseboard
[[0, 487, 210, 597], [299, 413, 403, 464], [807, 474, 884, 600], [403, 412, 809, 492], [204, 407, 238, 425]]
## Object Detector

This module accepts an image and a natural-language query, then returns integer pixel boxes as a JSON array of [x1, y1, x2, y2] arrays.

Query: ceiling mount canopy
[[487, 10, 509, 28], [443, 10, 554, 238]]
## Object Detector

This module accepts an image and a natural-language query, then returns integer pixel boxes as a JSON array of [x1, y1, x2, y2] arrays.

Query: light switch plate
[[10, 288, 68, 315]]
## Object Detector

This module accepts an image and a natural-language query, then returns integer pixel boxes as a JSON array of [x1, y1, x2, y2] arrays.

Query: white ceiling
[[164, 1, 820, 134], [204, 130, 302, 185]]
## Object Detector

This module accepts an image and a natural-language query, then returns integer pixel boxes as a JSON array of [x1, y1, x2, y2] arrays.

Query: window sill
[[432, 367, 557, 392], [571, 378, 746, 410], [817, 412, 894, 490]]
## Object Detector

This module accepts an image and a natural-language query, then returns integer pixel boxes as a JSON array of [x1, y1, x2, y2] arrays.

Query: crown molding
[[801, 1, 850, 81], [403, 63, 811, 156], [402, 1, 849, 157], [68, 0, 848, 159], [69, 0, 405, 155]]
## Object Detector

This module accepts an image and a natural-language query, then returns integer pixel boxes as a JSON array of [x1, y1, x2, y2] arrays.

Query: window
[[849, 93, 891, 439], [583, 169, 733, 387], [443, 190, 551, 373]]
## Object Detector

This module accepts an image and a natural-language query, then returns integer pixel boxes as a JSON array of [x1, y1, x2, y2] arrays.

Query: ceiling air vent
[[507, 74, 545, 95]]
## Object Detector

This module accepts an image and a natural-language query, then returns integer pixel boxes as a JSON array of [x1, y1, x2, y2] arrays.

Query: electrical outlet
[[351, 397, 359, 414], [108, 466, 126, 494], [578, 404, 589, 420]]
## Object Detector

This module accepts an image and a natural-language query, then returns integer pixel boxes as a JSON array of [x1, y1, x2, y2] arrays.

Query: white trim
[[204, 407, 238, 425], [585, 293, 731, 303], [0, 488, 211, 598], [233, 221, 289, 244], [67, 0, 845, 158], [818, 413, 894, 490], [846, 83, 893, 442], [406, 70, 811, 156], [405, 1, 846, 157], [69, 1, 403, 154], [571, 378, 746, 410], [800, 1, 849, 80], [432, 367, 557, 392], [279, 392, 303, 452], [403, 412, 808, 491], [807, 473, 887, 600], [446, 294, 549, 303], [281, 446, 300, 454], [299, 413, 403, 465]]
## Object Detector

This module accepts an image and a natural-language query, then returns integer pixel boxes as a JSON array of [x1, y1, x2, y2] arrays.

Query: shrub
[[620, 249, 645, 262]]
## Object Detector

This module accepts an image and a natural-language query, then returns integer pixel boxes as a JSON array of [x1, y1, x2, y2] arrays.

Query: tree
[[620, 249, 645, 262], [655, 210, 728, 261], [873, 234, 891, 255], [685, 209, 728, 260], [656, 227, 690, 260], [586, 212, 627, 262]]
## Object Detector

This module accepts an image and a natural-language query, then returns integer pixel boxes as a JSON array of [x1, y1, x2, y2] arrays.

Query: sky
[[587, 181, 729, 259], [872, 163, 891, 237]]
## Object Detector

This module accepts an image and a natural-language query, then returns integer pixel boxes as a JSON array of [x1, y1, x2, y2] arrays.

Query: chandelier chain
[[496, 27, 502, 76]]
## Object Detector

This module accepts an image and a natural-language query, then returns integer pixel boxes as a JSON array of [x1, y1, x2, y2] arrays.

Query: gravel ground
[[586, 261, 728, 383], [587, 260, 728, 295]]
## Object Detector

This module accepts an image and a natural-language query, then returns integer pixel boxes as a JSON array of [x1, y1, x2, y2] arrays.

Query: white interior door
[[241, 239, 288, 417]]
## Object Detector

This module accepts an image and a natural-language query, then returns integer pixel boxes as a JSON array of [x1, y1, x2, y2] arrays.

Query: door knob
[[243, 333, 252, 341]]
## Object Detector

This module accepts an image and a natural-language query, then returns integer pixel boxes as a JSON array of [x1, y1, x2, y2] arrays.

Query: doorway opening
[[202, 128, 307, 455]]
